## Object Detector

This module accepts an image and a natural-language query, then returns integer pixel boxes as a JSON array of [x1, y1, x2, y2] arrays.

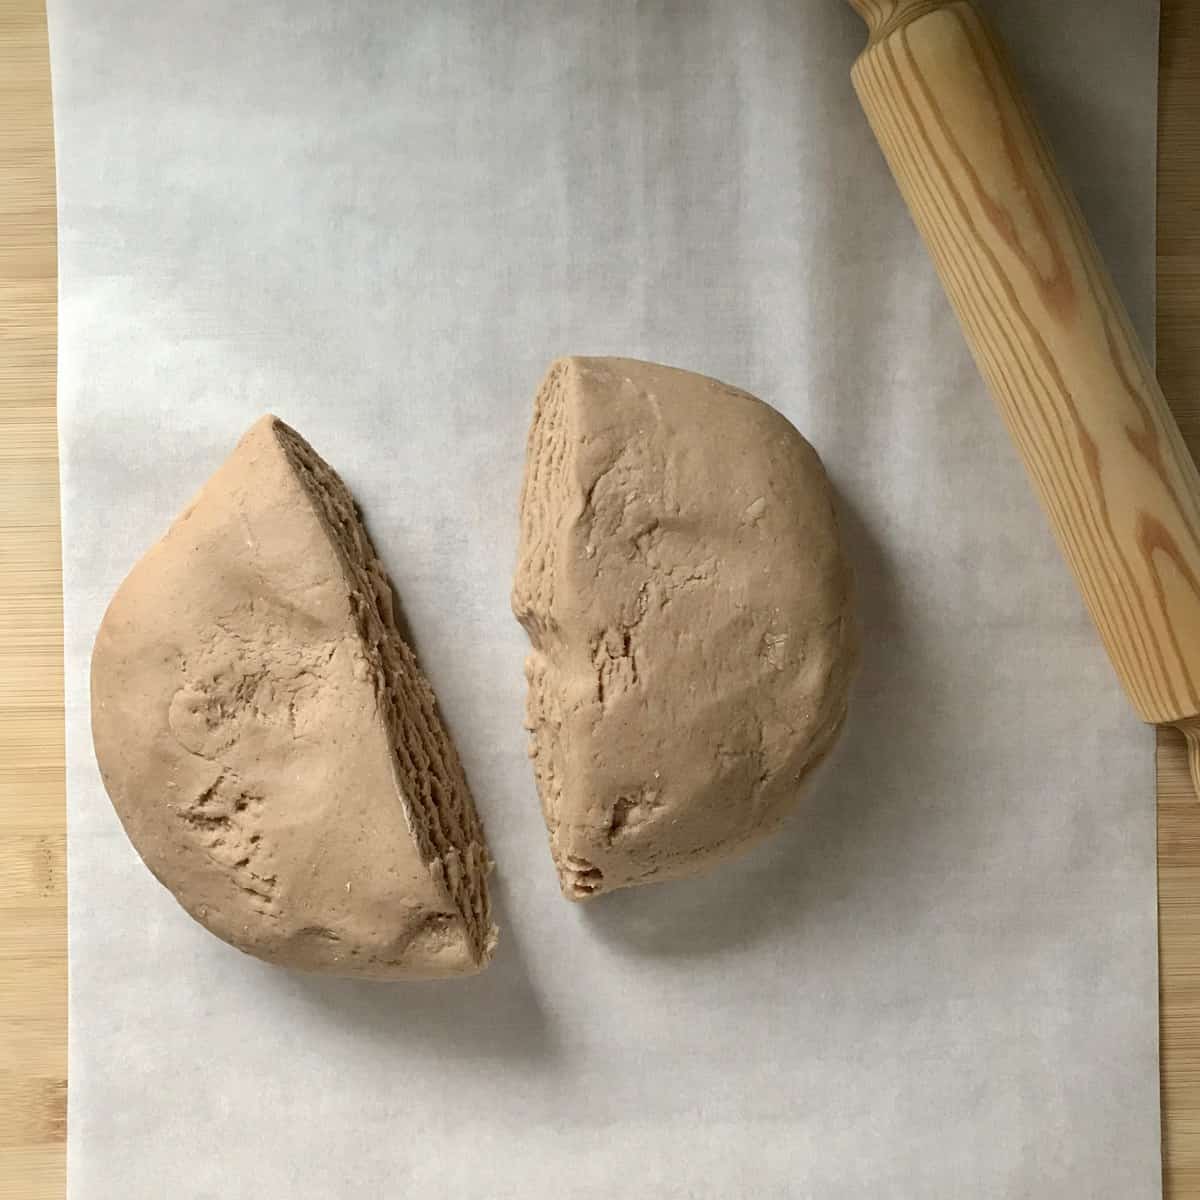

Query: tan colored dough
[[91, 415, 496, 978], [513, 357, 856, 900]]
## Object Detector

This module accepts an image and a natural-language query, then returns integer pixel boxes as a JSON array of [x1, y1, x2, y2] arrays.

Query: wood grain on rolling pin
[[850, 1, 1200, 753]]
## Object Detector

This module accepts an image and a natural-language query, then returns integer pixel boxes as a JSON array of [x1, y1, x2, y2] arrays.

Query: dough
[[91, 416, 496, 978], [513, 357, 856, 900]]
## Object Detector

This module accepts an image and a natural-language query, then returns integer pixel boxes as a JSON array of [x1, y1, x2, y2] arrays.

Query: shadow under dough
[[263, 875, 560, 1065]]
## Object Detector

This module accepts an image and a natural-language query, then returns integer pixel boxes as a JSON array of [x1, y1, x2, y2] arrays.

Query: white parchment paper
[[49, 2, 1162, 1196]]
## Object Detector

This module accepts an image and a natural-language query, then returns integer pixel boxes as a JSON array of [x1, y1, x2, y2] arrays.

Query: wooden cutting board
[[1155, 5, 1200, 1192], [2, 0, 1199, 1194]]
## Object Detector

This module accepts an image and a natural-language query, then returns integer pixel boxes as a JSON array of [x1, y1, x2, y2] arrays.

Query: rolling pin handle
[[1175, 719, 1200, 803], [844, 0, 946, 42]]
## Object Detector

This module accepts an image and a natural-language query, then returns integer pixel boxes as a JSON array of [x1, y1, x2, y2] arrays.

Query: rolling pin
[[845, 0, 1200, 797]]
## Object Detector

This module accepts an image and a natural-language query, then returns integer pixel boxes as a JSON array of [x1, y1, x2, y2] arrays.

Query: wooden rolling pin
[[845, 0, 1200, 796]]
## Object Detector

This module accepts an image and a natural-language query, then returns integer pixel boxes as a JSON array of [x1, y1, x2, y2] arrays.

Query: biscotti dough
[[513, 357, 856, 900], [91, 416, 496, 977]]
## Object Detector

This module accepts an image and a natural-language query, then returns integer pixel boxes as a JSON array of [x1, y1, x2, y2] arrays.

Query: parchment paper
[[48, 2, 1163, 1196]]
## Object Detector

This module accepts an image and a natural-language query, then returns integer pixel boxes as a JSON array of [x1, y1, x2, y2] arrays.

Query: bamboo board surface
[[1155, 3, 1200, 1193], [0, 1, 64, 1198], [1, 0, 1198, 1194]]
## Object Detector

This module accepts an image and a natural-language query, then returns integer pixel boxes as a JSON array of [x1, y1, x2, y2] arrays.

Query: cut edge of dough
[[511, 361, 591, 898], [270, 416, 499, 967]]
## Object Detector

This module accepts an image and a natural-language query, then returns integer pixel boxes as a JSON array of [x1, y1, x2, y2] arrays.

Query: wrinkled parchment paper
[[49, 2, 1162, 1195]]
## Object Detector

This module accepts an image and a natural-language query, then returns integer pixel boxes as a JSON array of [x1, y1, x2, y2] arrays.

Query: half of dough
[[513, 357, 856, 900], [92, 416, 496, 978]]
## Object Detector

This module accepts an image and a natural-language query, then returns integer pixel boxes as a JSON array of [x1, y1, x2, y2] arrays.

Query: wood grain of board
[[1, 0, 1198, 1195], [1157, 2, 1200, 1193], [0, 1, 63, 1198]]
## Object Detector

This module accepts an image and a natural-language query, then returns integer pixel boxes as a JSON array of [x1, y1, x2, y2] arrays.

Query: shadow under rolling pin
[[845, 0, 1200, 796]]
